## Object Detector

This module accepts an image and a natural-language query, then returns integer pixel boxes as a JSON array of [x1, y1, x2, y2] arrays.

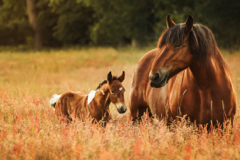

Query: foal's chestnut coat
[[51, 71, 127, 123]]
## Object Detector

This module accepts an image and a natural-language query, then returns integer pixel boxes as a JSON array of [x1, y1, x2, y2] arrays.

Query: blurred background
[[0, 0, 240, 50]]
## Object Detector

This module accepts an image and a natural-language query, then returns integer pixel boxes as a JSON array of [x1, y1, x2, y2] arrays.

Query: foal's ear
[[185, 14, 194, 33], [166, 14, 175, 28], [107, 71, 113, 84], [118, 71, 125, 82]]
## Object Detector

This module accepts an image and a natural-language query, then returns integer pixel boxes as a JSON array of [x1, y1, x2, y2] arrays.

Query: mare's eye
[[175, 44, 181, 48], [110, 90, 114, 94]]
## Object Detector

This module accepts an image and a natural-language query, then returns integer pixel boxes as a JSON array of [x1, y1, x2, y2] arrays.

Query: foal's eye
[[110, 90, 114, 94], [175, 44, 181, 48]]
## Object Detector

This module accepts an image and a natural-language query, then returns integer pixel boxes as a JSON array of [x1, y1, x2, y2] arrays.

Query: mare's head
[[105, 71, 127, 114], [149, 14, 217, 88]]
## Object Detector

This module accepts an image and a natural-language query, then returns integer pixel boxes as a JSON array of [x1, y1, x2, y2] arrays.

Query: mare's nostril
[[150, 82, 155, 87], [149, 72, 160, 81], [153, 72, 160, 81]]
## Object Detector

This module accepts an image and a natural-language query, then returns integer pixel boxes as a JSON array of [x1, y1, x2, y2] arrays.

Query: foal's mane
[[95, 76, 119, 90], [158, 23, 228, 70]]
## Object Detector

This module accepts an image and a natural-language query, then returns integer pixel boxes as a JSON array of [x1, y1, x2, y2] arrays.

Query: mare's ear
[[185, 14, 194, 33], [166, 14, 175, 28], [107, 71, 113, 84], [118, 71, 125, 82]]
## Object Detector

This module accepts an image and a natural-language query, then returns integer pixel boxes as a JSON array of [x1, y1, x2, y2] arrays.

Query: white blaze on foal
[[115, 87, 125, 111]]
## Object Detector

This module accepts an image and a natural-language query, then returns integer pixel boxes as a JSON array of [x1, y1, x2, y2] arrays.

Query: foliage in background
[[0, 0, 29, 45], [88, 0, 157, 46], [196, 0, 240, 49], [50, 0, 95, 45], [0, 0, 239, 49]]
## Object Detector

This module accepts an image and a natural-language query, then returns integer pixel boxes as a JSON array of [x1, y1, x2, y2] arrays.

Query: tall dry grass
[[0, 47, 240, 159]]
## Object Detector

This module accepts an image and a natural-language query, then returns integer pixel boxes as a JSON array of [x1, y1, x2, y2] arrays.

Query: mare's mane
[[158, 23, 228, 70], [96, 76, 119, 90]]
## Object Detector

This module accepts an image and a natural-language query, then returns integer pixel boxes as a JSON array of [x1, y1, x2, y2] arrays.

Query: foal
[[49, 71, 127, 124]]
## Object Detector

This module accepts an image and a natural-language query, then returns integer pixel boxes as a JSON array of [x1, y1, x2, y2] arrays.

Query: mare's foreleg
[[129, 88, 151, 122]]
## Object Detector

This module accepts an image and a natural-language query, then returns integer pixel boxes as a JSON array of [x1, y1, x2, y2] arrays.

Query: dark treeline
[[0, 0, 239, 49]]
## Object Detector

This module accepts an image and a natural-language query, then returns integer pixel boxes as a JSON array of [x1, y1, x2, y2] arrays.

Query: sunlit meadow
[[0, 47, 240, 159]]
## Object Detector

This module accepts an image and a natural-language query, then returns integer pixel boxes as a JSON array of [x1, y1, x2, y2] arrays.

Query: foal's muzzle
[[116, 103, 127, 114]]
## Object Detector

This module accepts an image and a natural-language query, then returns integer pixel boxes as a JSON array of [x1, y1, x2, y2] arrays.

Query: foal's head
[[106, 71, 127, 114]]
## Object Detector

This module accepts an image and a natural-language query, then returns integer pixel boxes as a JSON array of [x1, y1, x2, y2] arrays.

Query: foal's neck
[[95, 85, 111, 110]]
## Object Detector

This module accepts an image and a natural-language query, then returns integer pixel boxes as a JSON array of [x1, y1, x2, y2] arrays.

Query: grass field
[[0, 47, 240, 159]]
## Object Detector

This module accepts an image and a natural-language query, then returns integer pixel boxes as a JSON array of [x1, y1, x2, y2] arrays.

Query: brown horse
[[129, 15, 236, 127], [49, 71, 127, 124]]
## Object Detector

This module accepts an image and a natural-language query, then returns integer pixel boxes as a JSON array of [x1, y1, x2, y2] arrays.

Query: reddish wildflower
[[184, 142, 192, 160]]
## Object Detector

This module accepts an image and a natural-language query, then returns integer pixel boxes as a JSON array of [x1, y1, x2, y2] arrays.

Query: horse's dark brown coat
[[129, 15, 236, 126]]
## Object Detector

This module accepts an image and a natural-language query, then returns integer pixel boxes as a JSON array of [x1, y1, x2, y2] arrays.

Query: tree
[[50, 0, 95, 45], [26, 0, 42, 49], [87, 0, 157, 46], [87, 0, 186, 47], [194, 0, 240, 49], [0, 0, 29, 45], [0, 0, 240, 49]]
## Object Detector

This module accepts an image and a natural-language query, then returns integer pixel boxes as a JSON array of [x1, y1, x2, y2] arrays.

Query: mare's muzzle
[[149, 71, 169, 88]]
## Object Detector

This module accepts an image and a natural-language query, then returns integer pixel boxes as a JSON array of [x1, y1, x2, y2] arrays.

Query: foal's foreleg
[[60, 97, 73, 123]]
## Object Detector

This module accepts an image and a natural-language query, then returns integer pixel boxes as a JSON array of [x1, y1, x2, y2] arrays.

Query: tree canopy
[[0, 0, 239, 49]]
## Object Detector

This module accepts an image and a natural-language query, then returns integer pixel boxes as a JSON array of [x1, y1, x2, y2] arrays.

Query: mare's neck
[[188, 55, 225, 89]]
